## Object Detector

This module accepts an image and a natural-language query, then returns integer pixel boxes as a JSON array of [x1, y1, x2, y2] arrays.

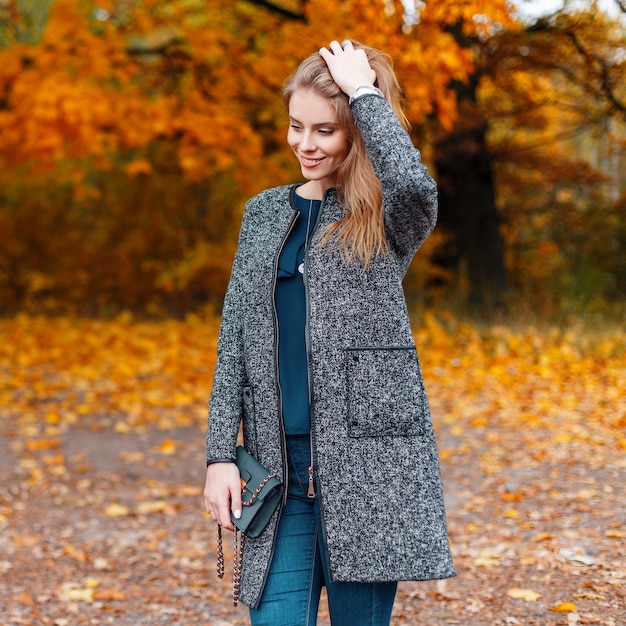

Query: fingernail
[[234, 509, 241, 519]]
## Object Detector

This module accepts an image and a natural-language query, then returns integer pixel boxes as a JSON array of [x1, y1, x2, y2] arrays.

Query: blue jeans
[[249, 435, 397, 626]]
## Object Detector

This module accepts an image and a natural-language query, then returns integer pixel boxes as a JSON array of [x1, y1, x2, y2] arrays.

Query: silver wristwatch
[[348, 85, 384, 106]]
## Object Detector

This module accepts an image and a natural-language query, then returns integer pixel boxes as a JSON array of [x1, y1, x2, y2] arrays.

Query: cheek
[[334, 142, 350, 165], [332, 135, 350, 161], [287, 128, 298, 150]]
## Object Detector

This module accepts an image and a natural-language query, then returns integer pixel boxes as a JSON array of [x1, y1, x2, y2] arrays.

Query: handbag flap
[[232, 446, 282, 537]]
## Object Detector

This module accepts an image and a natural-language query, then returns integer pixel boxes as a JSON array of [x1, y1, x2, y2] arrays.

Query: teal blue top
[[274, 191, 321, 435]]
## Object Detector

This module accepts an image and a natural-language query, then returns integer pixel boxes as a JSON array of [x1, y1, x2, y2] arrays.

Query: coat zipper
[[302, 189, 328, 498], [303, 208, 317, 499], [272, 208, 300, 505]]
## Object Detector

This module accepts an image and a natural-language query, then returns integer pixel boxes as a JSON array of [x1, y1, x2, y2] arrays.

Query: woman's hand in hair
[[319, 40, 377, 97]]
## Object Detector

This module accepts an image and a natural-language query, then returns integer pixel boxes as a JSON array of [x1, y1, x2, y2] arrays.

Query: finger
[[231, 484, 243, 523], [341, 39, 353, 49], [319, 46, 331, 62], [204, 490, 213, 515], [215, 497, 235, 531], [329, 40, 343, 54]]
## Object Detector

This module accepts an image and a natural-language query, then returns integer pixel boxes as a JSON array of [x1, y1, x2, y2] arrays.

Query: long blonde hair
[[282, 40, 409, 268]]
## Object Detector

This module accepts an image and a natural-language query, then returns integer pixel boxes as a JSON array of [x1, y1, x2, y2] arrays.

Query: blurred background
[[1, 7, 624, 623], [0, 0, 624, 322]]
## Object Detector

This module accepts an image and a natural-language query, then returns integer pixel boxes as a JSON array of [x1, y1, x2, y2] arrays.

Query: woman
[[204, 40, 455, 625]]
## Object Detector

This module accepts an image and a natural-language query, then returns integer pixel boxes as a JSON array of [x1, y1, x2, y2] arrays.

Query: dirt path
[[1, 414, 624, 625]]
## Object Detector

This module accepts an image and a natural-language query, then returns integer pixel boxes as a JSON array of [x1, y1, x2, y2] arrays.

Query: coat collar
[[288, 184, 343, 224]]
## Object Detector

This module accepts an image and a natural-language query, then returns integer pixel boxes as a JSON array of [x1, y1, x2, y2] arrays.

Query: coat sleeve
[[351, 95, 438, 258], [205, 205, 251, 465]]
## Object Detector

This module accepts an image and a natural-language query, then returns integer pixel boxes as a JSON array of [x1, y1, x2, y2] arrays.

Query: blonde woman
[[204, 40, 454, 625]]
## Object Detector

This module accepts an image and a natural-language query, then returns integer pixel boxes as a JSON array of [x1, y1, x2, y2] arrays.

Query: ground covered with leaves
[[1, 314, 624, 625]]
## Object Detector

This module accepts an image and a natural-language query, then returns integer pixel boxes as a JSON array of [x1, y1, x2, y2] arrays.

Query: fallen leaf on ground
[[104, 503, 130, 517], [549, 602, 577, 613], [508, 588, 542, 602]]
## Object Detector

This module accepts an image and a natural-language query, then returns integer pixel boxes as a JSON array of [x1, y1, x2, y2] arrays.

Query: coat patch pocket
[[345, 346, 425, 438]]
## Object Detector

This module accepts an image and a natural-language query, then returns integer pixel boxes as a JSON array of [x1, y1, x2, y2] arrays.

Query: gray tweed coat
[[206, 95, 455, 608]]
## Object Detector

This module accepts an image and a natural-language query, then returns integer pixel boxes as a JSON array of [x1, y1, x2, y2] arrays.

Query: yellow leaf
[[474, 550, 501, 567], [605, 529, 625, 538], [43, 454, 64, 466], [104, 503, 130, 517], [531, 532, 554, 542], [25, 438, 61, 451], [61, 587, 95, 603], [155, 438, 176, 455], [575, 489, 597, 500], [508, 588, 542, 602], [549, 602, 577, 613], [135, 500, 167, 514], [45, 410, 61, 424]]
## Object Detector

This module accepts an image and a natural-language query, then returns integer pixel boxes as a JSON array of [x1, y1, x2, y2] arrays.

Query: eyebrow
[[289, 116, 340, 127]]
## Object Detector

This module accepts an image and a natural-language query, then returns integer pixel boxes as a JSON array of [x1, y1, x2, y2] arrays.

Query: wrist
[[207, 457, 236, 467], [349, 85, 384, 106]]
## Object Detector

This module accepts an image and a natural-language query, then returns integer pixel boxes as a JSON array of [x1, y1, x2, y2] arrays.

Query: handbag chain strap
[[242, 471, 277, 506], [233, 529, 244, 605], [217, 525, 246, 606]]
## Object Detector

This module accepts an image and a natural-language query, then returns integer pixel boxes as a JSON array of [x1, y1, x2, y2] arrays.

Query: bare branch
[[244, 0, 306, 21], [563, 28, 626, 114], [527, 18, 626, 115]]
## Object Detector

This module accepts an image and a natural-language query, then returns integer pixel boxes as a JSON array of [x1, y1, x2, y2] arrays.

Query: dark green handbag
[[232, 445, 283, 537], [217, 446, 282, 606]]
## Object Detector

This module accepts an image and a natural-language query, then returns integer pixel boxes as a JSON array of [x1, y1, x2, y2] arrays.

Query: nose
[[299, 130, 317, 152]]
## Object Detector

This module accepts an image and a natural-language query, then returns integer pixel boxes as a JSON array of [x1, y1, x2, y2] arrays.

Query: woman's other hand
[[204, 462, 242, 532], [319, 40, 377, 97]]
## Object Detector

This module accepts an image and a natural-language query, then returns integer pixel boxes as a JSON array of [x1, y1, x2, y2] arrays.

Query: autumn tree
[[0, 0, 503, 315], [429, 1, 625, 314], [0, 0, 623, 318], [0, 0, 280, 313]]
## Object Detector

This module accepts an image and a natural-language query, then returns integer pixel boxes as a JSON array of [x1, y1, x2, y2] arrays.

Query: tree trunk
[[433, 121, 508, 313]]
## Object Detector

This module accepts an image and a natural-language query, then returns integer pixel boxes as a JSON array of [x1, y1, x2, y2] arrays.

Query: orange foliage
[[0, 0, 270, 181], [1, 0, 622, 316], [0, 0, 515, 175], [0, 314, 219, 431], [0, 0, 517, 315], [415, 312, 626, 469], [1, 313, 624, 453]]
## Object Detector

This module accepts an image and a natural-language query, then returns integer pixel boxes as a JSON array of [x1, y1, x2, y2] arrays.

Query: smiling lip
[[300, 155, 324, 168]]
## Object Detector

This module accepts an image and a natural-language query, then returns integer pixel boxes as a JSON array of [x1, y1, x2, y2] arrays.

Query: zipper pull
[[307, 466, 315, 498]]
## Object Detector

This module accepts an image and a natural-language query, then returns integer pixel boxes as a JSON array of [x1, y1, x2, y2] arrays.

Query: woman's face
[[287, 89, 350, 192]]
